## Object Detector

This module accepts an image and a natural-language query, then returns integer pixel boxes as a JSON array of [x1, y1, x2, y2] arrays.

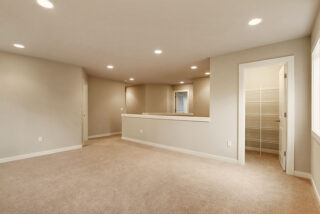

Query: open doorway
[[174, 90, 189, 113], [238, 56, 295, 175]]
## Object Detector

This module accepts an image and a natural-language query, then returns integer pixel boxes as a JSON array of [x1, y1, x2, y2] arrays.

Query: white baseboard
[[245, 146, 279, 154], [311, 177, 320, 204], [0, 145, 82, 164], [293, 171, 319, 204], [88, 132, 121, 139], [121, 136, 238, 164], [293, 170, 311, 179]]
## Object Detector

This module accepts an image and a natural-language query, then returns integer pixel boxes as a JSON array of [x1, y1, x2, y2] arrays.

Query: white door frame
[[174, 89, 190, 113], [238, 56, 295, 175]]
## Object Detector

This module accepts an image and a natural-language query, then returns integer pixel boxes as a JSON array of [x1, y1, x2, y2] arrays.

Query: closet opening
[[238, 57, 295, 175]]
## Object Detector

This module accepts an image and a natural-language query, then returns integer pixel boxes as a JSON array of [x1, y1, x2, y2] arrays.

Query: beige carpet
[[0, 135, 319, 214]]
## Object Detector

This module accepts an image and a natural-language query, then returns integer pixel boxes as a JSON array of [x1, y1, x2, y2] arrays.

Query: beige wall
[[0, 51, 84, 159], [123, 37, 311, 171], [193, 77, 210, 117], [126, 84, 174, 114], [245, 65, 281, 90], [126, 85, 146, 114], [88, 76, 125, 136], [311, 9, 320, 201], [145, 84, 172, 113]]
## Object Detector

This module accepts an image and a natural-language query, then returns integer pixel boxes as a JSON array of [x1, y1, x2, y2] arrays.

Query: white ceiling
[[0, 0, 319, 84]]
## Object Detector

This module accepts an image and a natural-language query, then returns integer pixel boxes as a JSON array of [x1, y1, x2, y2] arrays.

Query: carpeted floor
[[0, 135, 319, 214]]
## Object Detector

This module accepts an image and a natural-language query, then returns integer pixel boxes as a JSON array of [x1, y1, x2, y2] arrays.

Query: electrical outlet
[[139, 129, 143, 134], [120, 107, 124, 111], [227, 140, 232, 148], [38, 136, 44, 143]]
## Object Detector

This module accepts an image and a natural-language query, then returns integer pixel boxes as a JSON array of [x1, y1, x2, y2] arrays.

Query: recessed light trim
[[154, 49, 163, 55], [205, 72, 210, 75], [180, 81, 184, 84], [37, 0, 54, 9], [13, 43, 25, 49], [248, 18, 262, 26], [191, 66, 198, 70], [106, 65, 114, 69], [129, 78, 135, 81]]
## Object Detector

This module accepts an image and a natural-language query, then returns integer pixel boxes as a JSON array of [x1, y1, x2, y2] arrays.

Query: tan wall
[[88, 76, 125, 136], [126, 82, 210, 116], [245, 65, 281, 90], [126, 85, 146, 114], [126, 84, 173, 114], [311, 9, 320, 200], [145, 84, 172, 113], [0, 51, 84, 159], [172, 84, 194, 113], [123, 37, 311, 169], [193, 77, 210, 117], [211, 37, 311, 172]]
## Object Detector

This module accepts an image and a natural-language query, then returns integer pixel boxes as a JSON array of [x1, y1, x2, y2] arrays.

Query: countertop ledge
[[121, 114, 211, 122]]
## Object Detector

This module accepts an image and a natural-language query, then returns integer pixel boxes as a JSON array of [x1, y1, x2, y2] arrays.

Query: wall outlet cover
[[227, 140, 232, 148], [38, 136, 43, 143]]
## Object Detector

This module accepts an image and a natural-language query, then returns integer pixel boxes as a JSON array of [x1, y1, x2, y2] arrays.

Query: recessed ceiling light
[[191, 66, 198, 70], [180, 81, 184, 84], [154, 49, 163, 55], [248, 18, 262, 26], [205, 72, 210, 75], [37, 0, 54, 9], [13, 43, 25, 49], [129, 78, 135, 81], [106, 65, 114, 69]]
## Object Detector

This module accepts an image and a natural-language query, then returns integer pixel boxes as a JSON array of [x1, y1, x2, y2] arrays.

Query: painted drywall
[[172, 84, 194, 113], [123, 37, 311, 170], [126, 84, 174, 114], [245, 65, 281, 90], [193, 77, 210, 117], [126, 82, 210, 116], [88, 76, 125, 136], [126, 85, 146, 114], [311, 9, 320, 202], [122, 116, 216, 158], [211, 37, 311, 172], [0, 51, 84, 159], [145, 84, 172, 113]]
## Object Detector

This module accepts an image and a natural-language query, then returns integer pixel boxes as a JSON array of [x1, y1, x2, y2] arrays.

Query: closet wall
[[245, 65, 281, 154]]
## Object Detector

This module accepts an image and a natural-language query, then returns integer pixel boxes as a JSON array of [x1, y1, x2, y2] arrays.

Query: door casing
[[238, 56, 295, 175]]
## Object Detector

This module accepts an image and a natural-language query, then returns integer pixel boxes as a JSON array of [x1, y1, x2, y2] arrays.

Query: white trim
[[293, 170, 311, 179], [0, 145, 82, 164], [312, 39, 320, 139], [311, 177, 320, 204], [88, 132, 122, 139], [312, 131, 320, 146], [122, 137, 238, 164], [239, 66, 246, 165], [122, 114, 210, 122], [245, 146, 278, 154], [238, 56, 295, 175], [173, 89, 189, 113]]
